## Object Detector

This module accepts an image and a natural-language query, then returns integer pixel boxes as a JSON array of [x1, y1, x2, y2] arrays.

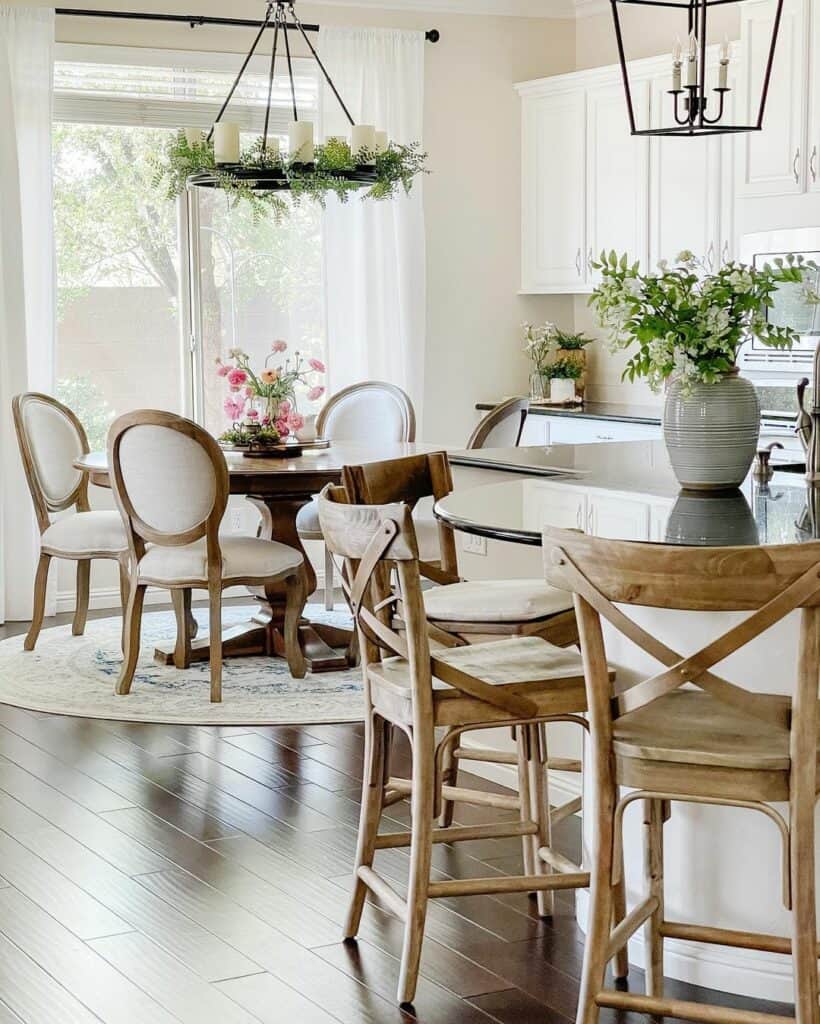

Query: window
[[53, 44, 323, 446]]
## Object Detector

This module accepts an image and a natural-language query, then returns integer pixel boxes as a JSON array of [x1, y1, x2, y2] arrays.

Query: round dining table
[[76, 440, 434, 673]]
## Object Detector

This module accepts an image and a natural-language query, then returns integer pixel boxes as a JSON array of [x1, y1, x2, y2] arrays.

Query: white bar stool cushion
[[424, 579, 574, 623], [41, 510, 128, 557], [139, 535, 303, 585]]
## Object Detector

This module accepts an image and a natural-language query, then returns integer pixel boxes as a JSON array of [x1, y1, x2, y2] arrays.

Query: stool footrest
[[660, 921, 820, 956], [375, 820, 539, 850], [551, 795, 582, 824], [357, 866, 407, 921], [537, 846, 583, 874], [596, 990, 794, 1024], [605, 895, 659, 960], [428, 871, 589, 899]]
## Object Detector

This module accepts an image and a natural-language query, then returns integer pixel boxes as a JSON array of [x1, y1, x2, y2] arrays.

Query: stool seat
[[424, 579, 573, 624]]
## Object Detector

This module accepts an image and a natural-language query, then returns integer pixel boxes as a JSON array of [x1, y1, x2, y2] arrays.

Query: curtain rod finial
[[425, 29, 439, 42]]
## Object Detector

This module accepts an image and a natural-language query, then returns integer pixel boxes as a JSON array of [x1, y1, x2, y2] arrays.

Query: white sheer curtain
[[0, 6, 55, 622], [319, 27, 426, 428]]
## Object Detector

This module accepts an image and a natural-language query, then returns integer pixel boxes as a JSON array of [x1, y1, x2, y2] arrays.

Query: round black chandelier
[[611, 0, 785, 137]]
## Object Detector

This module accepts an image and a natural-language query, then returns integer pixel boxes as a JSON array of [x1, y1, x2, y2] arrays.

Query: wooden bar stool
[[317, 486, 605, 1007], [543, 527, 820, 1024], [342, 451, 582, 835]]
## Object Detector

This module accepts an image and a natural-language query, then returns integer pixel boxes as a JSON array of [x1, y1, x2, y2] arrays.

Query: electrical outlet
[[462, 533, 487, 556]]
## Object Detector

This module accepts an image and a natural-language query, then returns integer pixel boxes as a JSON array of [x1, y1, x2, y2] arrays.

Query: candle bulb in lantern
[[672, 37, 682, 91], [685, 31, 698, 88], [719, 35, 730, 89], [213, 122, 240, 164], [350, 124, 376, 163], [374, 130, 389, 155], [183, 127, 202, 147], [288, 120, 314, 163]]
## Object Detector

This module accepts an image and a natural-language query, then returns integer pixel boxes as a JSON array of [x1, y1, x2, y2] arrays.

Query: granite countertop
[[475, 399, 662, 424]]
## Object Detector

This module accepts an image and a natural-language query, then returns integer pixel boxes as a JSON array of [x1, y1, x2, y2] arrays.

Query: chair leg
[[117, 558, 129, 654], [576, 776, 618, 1024], [324, 545, 335, 611], [790, 772, 818, 1022], [611, 863, 629, 981], [643, 798, 666, 997], [527, 723, 554, 918], [171, 589, 193, 670], [397, 727, 436, 1007], [116, 579, 145, 695], [344, 714, 389, 939], [24, 553, 51, 652], [72, 559, 91, 636], [283, 569, 307, 679], [438, 728, 458, 827], [516, 727, 535, 877], [208, 584, 223, 703]]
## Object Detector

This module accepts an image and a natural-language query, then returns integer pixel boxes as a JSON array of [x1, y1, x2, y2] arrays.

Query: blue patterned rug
[[0, 605, 364, 725]]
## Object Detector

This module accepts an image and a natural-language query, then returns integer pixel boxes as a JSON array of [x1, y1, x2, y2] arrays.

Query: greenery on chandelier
[[589, 249, 820, 394], [153, 132, 428, 219]]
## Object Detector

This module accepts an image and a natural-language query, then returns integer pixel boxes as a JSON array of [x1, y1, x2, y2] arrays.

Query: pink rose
[[227, 368, 248, 387], [278, 399, 291, 416], [216, 364, 230, 377], [223, 396, 245, 422], [307, 385, 325, 402], [308, 357, 326, 373], [272, 339, 287, 353], [275, 419, 290, 438], [246, 408, 259, 420], [288, 412, 305, 431]]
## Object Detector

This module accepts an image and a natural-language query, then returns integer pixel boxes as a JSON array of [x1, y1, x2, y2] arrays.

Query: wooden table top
[[76, 441, 441, 496]]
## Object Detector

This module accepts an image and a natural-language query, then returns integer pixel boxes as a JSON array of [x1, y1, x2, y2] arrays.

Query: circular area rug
[[0, 605, 364, 725]]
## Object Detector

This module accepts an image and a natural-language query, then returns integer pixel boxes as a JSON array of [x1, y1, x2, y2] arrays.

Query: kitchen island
[[441, 440, 816, 1003]]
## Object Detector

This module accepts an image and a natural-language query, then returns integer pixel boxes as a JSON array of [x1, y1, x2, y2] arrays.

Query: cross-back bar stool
[[342, 451, 582, 833], [543, 527, 820, 1024], [317, 485, 610, 1007]]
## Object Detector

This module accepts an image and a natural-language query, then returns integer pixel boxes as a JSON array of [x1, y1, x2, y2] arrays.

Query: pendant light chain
[[287, 3, 356, 127], [261, 7, 280, 150], [207, 0, 274, 141], [280, 3, 298, 121]]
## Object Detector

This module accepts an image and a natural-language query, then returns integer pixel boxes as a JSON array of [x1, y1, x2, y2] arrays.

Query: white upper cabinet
[[809, 0, 820, 193], [585, 80, 650, 282], [738, 0, 809, 197], [521, 87, 586, 293], [648, 73, 725, 269]]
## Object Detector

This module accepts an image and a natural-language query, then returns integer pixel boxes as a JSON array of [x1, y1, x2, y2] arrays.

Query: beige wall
[[41, 0, 579, 445]]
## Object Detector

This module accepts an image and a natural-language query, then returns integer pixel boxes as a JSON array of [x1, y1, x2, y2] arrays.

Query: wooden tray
[[219, 438, 331, 459]]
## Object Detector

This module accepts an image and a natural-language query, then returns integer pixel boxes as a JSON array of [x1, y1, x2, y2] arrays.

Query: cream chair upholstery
[[297, 381, 416, 609], [110, 410, 307, 703], [423, 578, 572, 623], [13, 392, 129, 651]]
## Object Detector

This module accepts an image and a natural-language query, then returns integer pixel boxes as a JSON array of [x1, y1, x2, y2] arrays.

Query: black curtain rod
[[55, 8, 440, 41]]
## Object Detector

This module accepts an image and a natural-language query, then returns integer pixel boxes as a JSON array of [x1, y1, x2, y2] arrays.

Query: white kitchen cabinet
[[648, 71, 728, 269], [526, 480, 587, 531], [738, 0, 809, 197], [521, 87, 586, 292], [519, 412, 549, 446], [587, 492, 651, 540], [585, 79, 650, 282], [809, 0, 820, 194], [544, 415, 661, 445]]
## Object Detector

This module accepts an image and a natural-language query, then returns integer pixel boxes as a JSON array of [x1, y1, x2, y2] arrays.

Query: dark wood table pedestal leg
[[153, 494, 351, 672]]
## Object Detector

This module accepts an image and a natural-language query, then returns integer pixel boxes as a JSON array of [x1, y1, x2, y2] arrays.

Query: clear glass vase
[[529, 372, 545, 402]]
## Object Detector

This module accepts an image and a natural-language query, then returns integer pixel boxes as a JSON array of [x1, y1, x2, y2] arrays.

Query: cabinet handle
[[587, 505, 595, 534], [811, 145, 818, 183], [576, 504, 583, 530], [587, 246, 594, 273], [793, 147, 801, 184], [722, 240, 730, 267], [706, 242, 715, 271], [575, 247, 582, 276]]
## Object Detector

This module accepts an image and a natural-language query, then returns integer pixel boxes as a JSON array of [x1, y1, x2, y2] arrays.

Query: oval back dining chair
[[109, 410, 307, 703], [12, 392, 128, 651], [466, 397, 529, 450], [297, 380, 417, 610], [543, 528, 820, 1024]]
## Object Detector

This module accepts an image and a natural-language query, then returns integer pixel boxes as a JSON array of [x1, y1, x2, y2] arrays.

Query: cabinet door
[[588, 493, 650, 540], [648, 74, 723, 269], [526, 482, 587, 531], [738, 0, 808, 197], [586, 79, 650, 283], [546, 416, 661, 444], [521, 88, 586, 293], [809, 0, 820, 193]]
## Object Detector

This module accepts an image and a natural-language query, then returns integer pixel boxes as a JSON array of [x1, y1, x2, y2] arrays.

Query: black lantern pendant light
[[611, 0, 785, 137]]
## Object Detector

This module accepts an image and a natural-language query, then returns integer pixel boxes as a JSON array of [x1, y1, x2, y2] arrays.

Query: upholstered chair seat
[[423, 579, 574, 624], [41, 510, 127, 557], [139, 535, 303, 585]]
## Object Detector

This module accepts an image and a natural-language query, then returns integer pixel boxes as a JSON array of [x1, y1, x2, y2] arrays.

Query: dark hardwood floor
[[0, 605, 794, 1023]]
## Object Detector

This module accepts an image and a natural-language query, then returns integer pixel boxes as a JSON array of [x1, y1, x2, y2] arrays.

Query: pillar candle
[[374, 130, 389, 154], [183, 127, 202, 147], [288, 121, 314, 162], [719, 36, 730, 89], [350, 124, 376, 163], [213, 122, 240, 164]]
